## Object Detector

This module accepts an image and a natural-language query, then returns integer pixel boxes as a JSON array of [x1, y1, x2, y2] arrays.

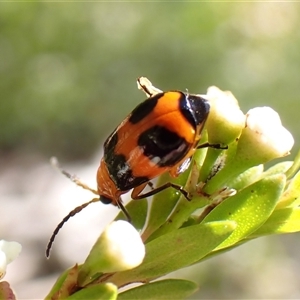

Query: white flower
[[99, 220, 145, 272], [201, 86, 245, 145], [0, 240, 22, 279], [78, 221, 145, 285], [237, 107, 294, 163], [203, 106, 294, 194]]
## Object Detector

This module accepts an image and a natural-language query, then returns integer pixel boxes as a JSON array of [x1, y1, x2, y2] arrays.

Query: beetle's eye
[[100, 195, 113, 205]]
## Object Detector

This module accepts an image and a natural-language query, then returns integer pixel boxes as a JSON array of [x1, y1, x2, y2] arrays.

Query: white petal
[[0, 240, 22, 264]]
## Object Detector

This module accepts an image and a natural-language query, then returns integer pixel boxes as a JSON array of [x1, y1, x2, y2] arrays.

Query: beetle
[[46, 78, 213, 257]]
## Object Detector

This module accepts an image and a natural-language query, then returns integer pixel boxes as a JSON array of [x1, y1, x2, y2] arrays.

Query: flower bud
[[203, 106, 294, 194], [202, 86, 245, 145], [236, 107, 294, 164], [198, 86, 245, 182], [78, 221, 145, 286]]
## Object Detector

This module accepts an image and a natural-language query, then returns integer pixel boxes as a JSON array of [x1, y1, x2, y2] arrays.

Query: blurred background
[[1, 2, 300, 298]]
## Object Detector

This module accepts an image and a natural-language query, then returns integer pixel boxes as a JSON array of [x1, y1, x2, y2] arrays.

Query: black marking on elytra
[[186, 95, 210, 127], [106, 153, 149, 191], [129, 93, 162, 124], [104, 131, 118, 160], [138, 125, 190, 167]]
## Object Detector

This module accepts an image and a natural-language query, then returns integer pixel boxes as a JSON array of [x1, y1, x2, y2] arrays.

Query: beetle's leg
[[50, 157, 98, 195], [197, 143, 228, 150], [131, 182, 148, 199], [147, 181, 155, 190], [131, 182, 191, 201]]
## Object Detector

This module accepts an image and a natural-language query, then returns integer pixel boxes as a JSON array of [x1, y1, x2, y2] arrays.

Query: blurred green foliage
[[1, 2, 300, 160]]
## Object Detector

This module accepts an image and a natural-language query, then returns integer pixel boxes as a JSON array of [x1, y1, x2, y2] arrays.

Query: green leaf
[[118, 279, 198, 300], [142, 172, 187, 241], [202, 174, 286, 250], [108, 220, 235, 287], [145, 163, 211, 242], [115, 198, 148, 231], [45, 265, 79, 300], [286, 149, 300, 179], [228, 165, 263, 191], [276, 170, 300, 209], [67, 283, 117, 300], [263, 161, 293, 177], [249, 207, 300, 238], [0, 281, 16, 300]]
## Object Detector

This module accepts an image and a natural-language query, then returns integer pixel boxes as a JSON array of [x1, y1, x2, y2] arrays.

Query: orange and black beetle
[[97, 88, 210, 219], [46, 78, 210, 257]]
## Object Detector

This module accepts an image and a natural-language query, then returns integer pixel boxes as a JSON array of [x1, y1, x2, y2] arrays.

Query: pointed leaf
[[276, 170, 300, 209], [45, 265, 78, 300], [228, 165, 263, 191], [286, 149, 300, 179], [118, 279, 198, 300], [263, 161, 293, 177], [108, 220, 235, 286], [202, 174, 286, 250], [249, 207, 300, 238], [66, 283, 117, 300]]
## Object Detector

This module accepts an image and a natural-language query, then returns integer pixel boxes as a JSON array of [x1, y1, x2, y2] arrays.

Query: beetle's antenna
[[50, 157, 98, 195], [46, 197, 99, 258]]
